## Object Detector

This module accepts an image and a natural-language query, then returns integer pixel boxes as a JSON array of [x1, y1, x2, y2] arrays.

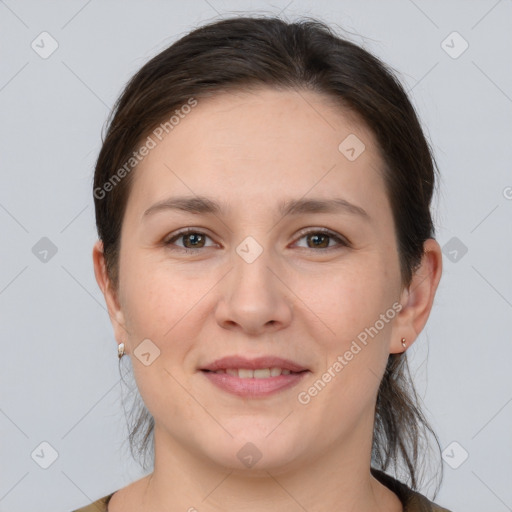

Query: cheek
[[293, 257, 395, 346], [120, 260, 190, 340], [121, 267, 200, 422], [293, 257, 397, 405]]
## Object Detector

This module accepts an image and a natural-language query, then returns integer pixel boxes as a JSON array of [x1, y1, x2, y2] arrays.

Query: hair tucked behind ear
[[94, 15, 443, 496]]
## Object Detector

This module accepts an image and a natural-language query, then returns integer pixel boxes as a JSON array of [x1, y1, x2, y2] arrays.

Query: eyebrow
[[142, 195, 370, 221]]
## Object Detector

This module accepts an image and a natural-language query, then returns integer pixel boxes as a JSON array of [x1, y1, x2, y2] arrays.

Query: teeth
[[270, 367, 282, 377], [254, 368, 270, 379], [212, 367, 296, 378]]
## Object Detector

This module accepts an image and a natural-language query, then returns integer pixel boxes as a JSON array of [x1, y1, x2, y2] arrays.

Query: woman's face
[[101, 88, 416, 471]]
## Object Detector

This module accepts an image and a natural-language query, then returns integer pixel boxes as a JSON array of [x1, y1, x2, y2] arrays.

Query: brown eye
[[164, 229, 215, 253], [306, 232, 330, 248], [181, 232, 206, 249], [295, 229, 349, 251]]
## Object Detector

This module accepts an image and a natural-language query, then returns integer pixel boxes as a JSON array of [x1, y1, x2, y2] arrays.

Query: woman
[[76, 15, 451, 512]]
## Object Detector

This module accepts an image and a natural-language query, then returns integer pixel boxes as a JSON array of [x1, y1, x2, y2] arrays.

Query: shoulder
[[72, 473, 151, 511], [371, 467, 453, 512], [406, 491, 453, 512], [71, 492, 115, 512]]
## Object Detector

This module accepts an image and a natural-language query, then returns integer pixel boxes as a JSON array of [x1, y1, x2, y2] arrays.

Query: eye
[[293, 228, 350, 251], [163, 227, 350, 254], [163, 229, 217, 253]]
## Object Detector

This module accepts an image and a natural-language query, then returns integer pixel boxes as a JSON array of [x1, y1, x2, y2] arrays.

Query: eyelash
[[163, 228, 350, 254]]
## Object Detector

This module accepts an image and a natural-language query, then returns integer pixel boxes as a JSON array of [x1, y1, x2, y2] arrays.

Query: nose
[[214, 246, 293, 336]]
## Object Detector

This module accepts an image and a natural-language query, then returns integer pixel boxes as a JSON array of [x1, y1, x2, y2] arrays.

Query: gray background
[[1, 1, 511, 511]]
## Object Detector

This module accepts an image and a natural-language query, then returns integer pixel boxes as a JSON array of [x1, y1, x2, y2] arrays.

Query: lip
[[201, 370, 309, 398], [199, 355, 310, 398], [200, 355, 308, 373]]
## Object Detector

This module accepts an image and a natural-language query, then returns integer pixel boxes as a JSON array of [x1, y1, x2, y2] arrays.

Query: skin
[[93, 87, 442, 512]]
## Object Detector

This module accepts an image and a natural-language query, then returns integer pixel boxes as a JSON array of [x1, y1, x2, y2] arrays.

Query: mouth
[[200, 355, 310, 398], [200, 355, 308, 373], [201, 367, 305, 378]]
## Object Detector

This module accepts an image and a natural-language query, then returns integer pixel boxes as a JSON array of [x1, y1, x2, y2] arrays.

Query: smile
[[201, 368, 309, 397], [206, 367, 297, 378]]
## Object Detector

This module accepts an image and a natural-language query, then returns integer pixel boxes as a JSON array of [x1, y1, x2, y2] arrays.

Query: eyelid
[[292, 227, 351, 249], [163, 227, 350, 252], [163, 228, 218, 249]]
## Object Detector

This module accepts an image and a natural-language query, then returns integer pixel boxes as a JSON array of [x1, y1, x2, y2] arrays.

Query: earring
[[118, 343, 125, 359], [401, 337, 407, 349]]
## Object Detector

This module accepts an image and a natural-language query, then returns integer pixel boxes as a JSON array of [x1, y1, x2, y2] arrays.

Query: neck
[[136, 416, 402, 512]]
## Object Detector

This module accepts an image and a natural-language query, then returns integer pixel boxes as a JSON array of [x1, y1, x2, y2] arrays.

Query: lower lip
[[201, 370, 309, 398]]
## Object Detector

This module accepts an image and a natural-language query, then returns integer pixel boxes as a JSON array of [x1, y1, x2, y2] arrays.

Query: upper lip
[[201, 355, 308, 372]]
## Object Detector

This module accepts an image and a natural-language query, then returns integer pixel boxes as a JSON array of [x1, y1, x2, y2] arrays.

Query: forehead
[[126, 87, 389, 221]]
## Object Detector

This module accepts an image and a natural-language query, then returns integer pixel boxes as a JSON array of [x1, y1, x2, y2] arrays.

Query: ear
[[390, 238, 443, 354], [92, 240, 128, 346]]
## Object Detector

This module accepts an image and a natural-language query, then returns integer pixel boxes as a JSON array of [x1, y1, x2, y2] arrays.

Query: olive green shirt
[[72, 468, 452, 511]]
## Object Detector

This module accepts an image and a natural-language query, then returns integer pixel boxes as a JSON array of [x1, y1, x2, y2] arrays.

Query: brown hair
[[94, 15, 443, 494]]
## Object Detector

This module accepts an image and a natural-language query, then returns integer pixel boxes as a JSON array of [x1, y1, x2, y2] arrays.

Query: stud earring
[[118, 343, 125, 359], [401, 337, 407, 349]]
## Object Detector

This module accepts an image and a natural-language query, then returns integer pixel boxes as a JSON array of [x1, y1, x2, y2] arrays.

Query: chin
[[199, 430, 304, 473]]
